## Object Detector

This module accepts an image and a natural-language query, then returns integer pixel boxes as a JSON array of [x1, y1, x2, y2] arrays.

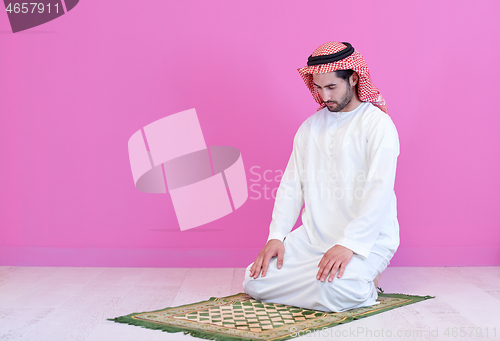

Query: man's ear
[[349, 72, 359, 87]]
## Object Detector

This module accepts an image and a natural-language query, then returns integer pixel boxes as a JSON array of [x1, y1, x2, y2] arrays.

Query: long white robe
[[243, 102, 400, 312]]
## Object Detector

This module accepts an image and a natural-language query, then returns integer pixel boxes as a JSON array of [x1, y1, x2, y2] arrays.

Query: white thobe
[[243, 102, 400, 312]]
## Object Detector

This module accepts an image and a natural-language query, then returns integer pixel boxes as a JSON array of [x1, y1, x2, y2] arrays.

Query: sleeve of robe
[[266, 122, 308, 243], [335, 114, 400, 260]]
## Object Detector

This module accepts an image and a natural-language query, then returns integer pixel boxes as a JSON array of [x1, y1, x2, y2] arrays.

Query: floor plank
[[171, 268, 234, 306]]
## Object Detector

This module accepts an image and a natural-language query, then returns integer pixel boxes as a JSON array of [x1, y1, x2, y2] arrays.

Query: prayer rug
[[109, 290, 434, 341]]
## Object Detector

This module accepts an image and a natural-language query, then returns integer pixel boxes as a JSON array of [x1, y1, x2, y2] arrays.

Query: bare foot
[[373, 272, 382, 288]]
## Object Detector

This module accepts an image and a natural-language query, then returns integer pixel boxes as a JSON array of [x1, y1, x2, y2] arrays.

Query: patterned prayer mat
[[109, 291, 434, 341]]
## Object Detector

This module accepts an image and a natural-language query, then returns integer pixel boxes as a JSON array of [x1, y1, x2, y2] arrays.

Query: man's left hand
[[316, 245, 354, 282]]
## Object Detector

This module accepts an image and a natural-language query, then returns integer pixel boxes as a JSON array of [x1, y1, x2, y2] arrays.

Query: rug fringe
[[378, 292, 436, 300], [108, 317, 246, 341]]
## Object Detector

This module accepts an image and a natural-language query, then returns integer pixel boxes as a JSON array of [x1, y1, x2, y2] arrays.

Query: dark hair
[[334, 69, 355, 82]]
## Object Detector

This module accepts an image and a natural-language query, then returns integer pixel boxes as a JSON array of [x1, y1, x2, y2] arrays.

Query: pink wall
[[1, 0, 499, 267]]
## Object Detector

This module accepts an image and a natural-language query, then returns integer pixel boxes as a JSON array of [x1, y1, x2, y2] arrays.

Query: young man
[[242, 42, 400, 312]]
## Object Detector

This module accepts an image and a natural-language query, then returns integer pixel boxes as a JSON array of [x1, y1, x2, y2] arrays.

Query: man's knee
[[242, 277, 258, 298], [242, 261, 285, 300], [242, 270, 267, 300], [325, 275, 375, 311], [242, 263, 263, 298]]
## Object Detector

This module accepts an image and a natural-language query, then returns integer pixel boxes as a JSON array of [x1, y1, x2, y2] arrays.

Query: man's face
[[312, 72, 354, 112]]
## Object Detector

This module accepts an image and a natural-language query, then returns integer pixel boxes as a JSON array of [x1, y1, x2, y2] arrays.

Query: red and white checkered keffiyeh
[[298, 42, 388, 114]]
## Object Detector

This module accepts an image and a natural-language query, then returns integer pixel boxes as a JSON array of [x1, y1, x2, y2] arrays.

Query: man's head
[[312, 70, 359, 112], [297, 42, 388, 114]]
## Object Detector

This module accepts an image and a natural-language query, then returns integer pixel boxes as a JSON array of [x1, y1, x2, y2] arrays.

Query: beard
[[324, 85, 354, 112]]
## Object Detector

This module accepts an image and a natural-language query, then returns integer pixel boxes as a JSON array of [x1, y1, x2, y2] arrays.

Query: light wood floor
[[1, 266, 499, 340]]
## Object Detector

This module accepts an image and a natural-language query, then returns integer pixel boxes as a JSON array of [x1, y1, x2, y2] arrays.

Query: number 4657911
[[5, 3, 61, 14]]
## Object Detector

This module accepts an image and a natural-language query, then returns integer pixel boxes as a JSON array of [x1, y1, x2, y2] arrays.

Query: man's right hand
[[249, 239, 285, 279]]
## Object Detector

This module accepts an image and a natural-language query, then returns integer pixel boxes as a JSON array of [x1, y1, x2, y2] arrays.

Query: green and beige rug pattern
[[109, 291, 434, 341]]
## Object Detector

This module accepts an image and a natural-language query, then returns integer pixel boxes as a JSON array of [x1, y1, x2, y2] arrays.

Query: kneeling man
[[243, 41, 400, 312]]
